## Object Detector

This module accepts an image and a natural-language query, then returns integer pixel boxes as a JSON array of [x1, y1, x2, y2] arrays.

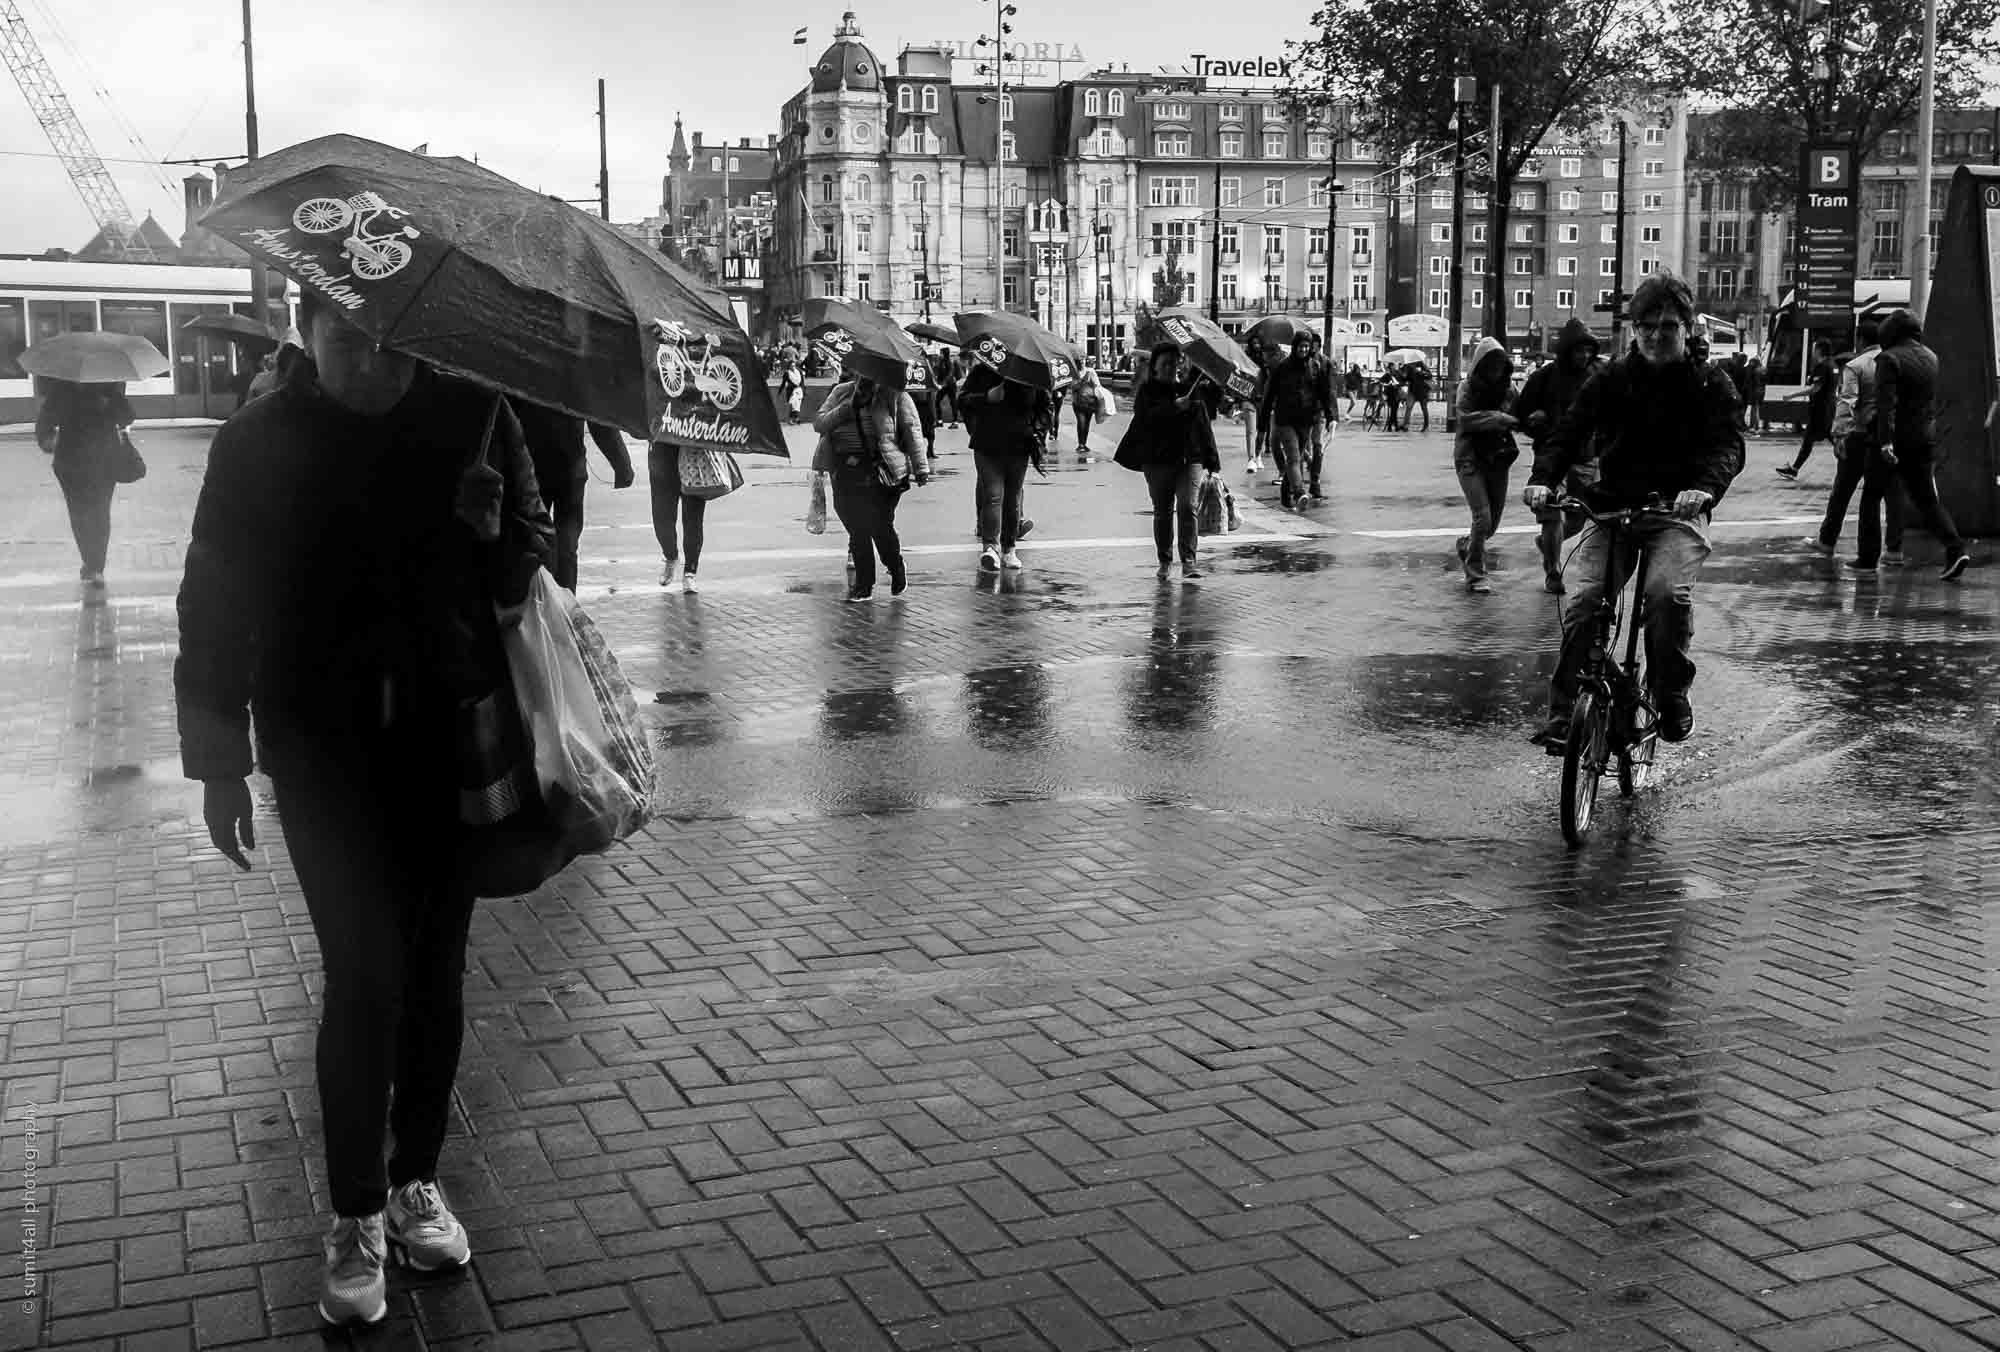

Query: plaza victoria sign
[[936, 38, 1085, 81], [1795, 144, 1859, 321]]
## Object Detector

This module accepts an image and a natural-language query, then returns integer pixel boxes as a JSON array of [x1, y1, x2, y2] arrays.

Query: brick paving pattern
[[0, 417, 1994, 1349]]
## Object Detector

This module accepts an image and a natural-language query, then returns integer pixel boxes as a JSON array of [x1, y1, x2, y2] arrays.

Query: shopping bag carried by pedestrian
[[679, 445, 744, 499], [806, 471, 829, 534], [455, 399, 655, 898], [1198, 473, 1227, 535], [1222, 481, 1242, 532]]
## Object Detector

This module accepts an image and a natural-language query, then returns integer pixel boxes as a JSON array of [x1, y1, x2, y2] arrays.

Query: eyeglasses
[[1635, 320, 1684, 335]]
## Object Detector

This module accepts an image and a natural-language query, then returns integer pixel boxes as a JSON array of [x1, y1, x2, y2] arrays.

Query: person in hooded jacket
[[177, 291, 554, 1327], [1452, 337, 1521, 594], [1862, 309, 1968, 581], [1514, 318, 1604, 594], [814, 373, 930, 600], [1525, 271, 1744, 750]]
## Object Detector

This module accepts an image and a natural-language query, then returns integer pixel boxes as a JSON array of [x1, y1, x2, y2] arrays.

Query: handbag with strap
[[112, 429, 147, 484], [848, 401, 909, 492], [679, 445, 744, 499]]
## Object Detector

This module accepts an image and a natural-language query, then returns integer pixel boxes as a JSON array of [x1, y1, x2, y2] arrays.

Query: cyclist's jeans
[[1549, 514, 1712, 719]]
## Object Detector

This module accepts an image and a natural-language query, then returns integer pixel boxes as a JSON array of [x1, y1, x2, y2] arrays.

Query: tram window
[[0, 300, 24, 379], [102, 300, 169, 358], [28, 300, 97, 342]]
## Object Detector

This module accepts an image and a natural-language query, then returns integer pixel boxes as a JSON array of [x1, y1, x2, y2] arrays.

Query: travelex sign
[[1188, 55, 1290, 79]]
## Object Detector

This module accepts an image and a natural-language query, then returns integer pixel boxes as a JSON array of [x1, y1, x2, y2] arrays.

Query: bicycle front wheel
[[1619, 723, 1659, 797], [1560, 691, 1608, 846]]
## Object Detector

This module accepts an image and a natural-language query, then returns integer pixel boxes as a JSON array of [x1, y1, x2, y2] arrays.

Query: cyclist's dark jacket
[[1531, 353, 1744, 510]]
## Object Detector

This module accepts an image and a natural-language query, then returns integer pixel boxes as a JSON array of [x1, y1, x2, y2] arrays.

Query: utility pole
[[1320, 106, 1342, 349], [241, 0, 274, 329], [1610, 118, 1629, 354], [1910, 0, 1938, 316], [1208, 157, 1224, 322], [919, 208, 933, 319], [1094, 208, 1107, 363], [596, 79, 610, 220], [1446, 77, 1476, 431]]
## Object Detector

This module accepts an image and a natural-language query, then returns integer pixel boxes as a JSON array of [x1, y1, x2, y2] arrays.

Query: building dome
[[809, 11, 882, 93]]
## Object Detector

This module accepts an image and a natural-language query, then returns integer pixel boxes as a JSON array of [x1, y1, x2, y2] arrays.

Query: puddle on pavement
[[1227, 543, 1340, 574]]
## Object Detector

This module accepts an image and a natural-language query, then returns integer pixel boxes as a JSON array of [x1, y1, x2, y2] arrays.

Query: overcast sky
[[0, 0, 1317, 253]]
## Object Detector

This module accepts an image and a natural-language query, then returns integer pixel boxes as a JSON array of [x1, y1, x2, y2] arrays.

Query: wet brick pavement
[[0, 412, 1995, 1350]]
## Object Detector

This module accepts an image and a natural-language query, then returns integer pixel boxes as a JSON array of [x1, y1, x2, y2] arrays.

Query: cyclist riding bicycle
[[1524, 271, 1745, 751]]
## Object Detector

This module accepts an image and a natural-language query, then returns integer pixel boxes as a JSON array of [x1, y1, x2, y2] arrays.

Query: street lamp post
[[1319, 107, 1344, 356], [1445, 76, 1477, 431]]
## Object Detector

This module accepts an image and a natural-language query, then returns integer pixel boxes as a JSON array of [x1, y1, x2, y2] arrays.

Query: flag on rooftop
[[793, 26, 808, 43]]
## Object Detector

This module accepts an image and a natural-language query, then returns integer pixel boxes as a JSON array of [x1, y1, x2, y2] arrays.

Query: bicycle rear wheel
[[1560, 691, 1608, 846]]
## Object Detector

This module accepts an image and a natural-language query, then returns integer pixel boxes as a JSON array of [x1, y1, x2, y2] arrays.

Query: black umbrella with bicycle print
[[804, 297, 931, 392], [201, 134, 786, 456]]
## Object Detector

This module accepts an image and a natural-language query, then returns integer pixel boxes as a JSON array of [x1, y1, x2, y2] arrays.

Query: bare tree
[[1285, 0, 1663, 337], [1666, 0, 2000, 210]]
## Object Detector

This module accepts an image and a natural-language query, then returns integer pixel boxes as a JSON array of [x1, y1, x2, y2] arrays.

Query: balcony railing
[[811, 249, 836, 262], [1307, 251, 1328, 266], [1219, 251, 1240, 264]]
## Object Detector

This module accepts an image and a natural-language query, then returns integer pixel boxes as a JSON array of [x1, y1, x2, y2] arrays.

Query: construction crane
[[0, 0, 156, 260]]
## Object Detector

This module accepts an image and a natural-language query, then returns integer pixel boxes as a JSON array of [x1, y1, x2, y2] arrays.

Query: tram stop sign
[[1796, 145, 1858, 320]]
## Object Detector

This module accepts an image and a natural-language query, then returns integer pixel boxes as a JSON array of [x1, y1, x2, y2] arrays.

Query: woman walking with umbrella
[[1117, 347, 1222, 580], [814, 373, 929, 601], [24, 331, 161, 587]]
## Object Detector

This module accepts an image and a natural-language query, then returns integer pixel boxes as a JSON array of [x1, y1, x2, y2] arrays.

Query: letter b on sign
[[1818, 155, 1843, 184], [1810, 148, 1851, 188]]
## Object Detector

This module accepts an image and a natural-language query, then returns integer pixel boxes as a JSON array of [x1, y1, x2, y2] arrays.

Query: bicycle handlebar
[[1551, 494, 1681, 524]]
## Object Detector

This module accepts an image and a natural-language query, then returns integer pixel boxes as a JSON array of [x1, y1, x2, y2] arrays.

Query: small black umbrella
[[905, 320, 960, 346], [954, 310, 1078, 392], [804, 297, 930, 391], [1154, 308, 1260, 400], [201, 134, 785, 456]]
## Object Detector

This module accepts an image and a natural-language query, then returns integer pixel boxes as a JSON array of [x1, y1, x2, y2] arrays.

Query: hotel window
[[1219, 273, 1239, 303], [1221, 132, 1243, 158], [1156, 132, 1192, 157], [1263, 177, 1284, 206], [1150, 175, 1198, 206], [1557, 288, 1575, 309], [1471, 255, 1487, 274], [1261, 102, 1284, 121], [1468, 288, 1483, 311], [1603, 158, 1618, 177], [1308, 226, 1328, 257], [1263, 132, 1287, 157], [1513, 187, 1539, 209], [1601, 191, 1617, 210], [1429, 256, 1447, 275], [1520, 158, 1541, 177], [1350, 225, 1371, 256], [855, 219, 872, 254], [1307, 132, 1331, 158], [1003, 227, 1020, 257], [1349, 184, 1374, 208], [1220, 177, 1241, 206], [854, 174, 871, 202], [1557, 256, 1577, 276], [1641, 192, 1663, 210], [1350, 274, 1370, 303], [1220, 224, 1239, 256], [1428, 288, 1447, 308], [1643, 125, 1665, 145], [1308, 180, 1330, 207], [1149, 219, 1199, 255], [1001, 131, 1017, 160], [1094, 127, 1119, 156], [1003, 275, 1018, 305], [1160, 101, 1191, 120], [820, 174, 836, 203], [1514, 223, 1535, 242], [1308, 272, 1326, 301], [1263, 225, 1284, 257], [1094, 177, 1114, 206], [1601, 224, 1617, 243], [1599, 257, 1615, 275], [1514, 289, 1533, 309], [1558, 190, 1580, 210], [1871, 217, 1901, 262], [1715, 219, 1740, 251], [1084, 89, 1102, 117], [1560, 224, 1580, 243], [855, 271, 871, 301], [922, 86, 939, 113], [1431, 189, 1450, 210], [1641, 225, 1662, 243], [1219, 101, 1242, 122], [1468, 191, 1487, 211], [1512, 255, 1534, 274], [1639, 257, 1658, 273], [1642, 159, 1663, 177], [897, 87, 913, 112], [819, 224, 836, 255], [1598, 289, 1613, 306], [1108, 90, 1125, 115], [911, 174, 927, 202], [1000, 93, 1015, 120], [1430, 223, 1452, 242], [1561, 158, 1581, 178]]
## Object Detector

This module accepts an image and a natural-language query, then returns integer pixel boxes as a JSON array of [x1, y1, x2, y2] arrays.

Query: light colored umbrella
[[19, 331, 169, 383], [1383, 348, 1428, 366]]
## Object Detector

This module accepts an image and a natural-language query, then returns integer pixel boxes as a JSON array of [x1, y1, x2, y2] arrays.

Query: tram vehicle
[[0, 258, 295, 424]]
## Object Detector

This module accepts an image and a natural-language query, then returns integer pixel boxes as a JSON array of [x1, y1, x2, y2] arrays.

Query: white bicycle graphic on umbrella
[[291, 192, 422, 280], [652, 319, 744, 410]]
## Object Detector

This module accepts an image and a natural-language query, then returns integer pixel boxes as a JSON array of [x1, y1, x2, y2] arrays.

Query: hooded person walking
[[1861, 309, 1970, 581], [1452, 337, 1522, 594], [1117, 346, 1223, 580], [814, 373, 930, 600], [1513, 318, 1604, 593]]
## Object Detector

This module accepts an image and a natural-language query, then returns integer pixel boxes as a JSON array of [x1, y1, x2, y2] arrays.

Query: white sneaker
[[318, 1213, 388, 1325], [1000, 550, 1023, 570], [979, 547, 1001, 572], [385, 1179, 471, 1272], [660, 558, 680, 587], [681, 573, 699, 594]]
